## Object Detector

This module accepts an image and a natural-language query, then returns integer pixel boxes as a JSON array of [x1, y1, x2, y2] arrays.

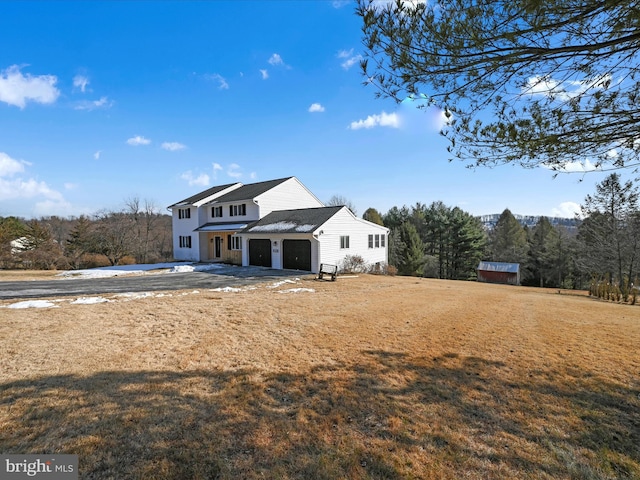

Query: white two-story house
[[169, 176, 389, 273]]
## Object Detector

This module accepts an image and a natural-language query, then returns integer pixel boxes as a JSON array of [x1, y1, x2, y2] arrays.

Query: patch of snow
[[57, 261, 226, 279], [211, 286, 245, 293], [267, 279, 299, 288], [248, 222, 297, 232], [7, 300, 59, 309], [278, 288, 315, 294], [58, 262, 197, 279], [71, 297, 110, 305], [248, 221, 316, 232], [168, 265, 195, 273], [168, 263, 223, 273], [114, 292, 156, 300]]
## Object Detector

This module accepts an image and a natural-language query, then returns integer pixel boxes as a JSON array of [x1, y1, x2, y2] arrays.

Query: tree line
[[2, 174, 639, 293], [0, 198, 173, 270], [363, 173, 640, 291]]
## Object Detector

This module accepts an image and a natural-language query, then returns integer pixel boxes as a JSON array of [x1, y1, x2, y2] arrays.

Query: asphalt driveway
[[0, 265, 308, 300]]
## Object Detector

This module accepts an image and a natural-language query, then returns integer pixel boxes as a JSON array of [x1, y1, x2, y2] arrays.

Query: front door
[[214, 236, 222, 259]]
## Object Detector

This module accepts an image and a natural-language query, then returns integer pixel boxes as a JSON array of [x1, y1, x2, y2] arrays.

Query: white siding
[[241, 208, 388, 273], [256, 178, 323, 216], [204, 201, 260, 223], [241, 233, 319, 271], [171, 207, 200, 261], [317, 208, 388, 270]]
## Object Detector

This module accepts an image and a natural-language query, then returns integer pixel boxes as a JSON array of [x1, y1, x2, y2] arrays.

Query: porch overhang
[[194, 223, 248, 232]]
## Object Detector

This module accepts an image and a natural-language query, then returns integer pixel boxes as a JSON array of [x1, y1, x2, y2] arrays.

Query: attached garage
[[240, 206, 389, 274], [283, 239, 312, 271], [248, 239, 272, 267]]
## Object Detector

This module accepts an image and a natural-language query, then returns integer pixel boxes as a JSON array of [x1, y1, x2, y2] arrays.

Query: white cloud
[[349, 111, 400, 130], [73, 75, 89, 93], [33, 198, 75, 217], [0, 65, 60, 108], [367, 0, 426, 9], [0, 177, 63, 201], [337, 49, 362, 70], [206, 73, 229, 90], [249, 172, 257, 180], [64, 182, 77, 190], [74, 96, 113, 111], [308, 103, 325, 113], [227, 163, 243, 178], [542, 159, 600, 173], [268, 53, 285, 66], [552, 201, 581, 218], [523, 76, 567, 100], [0, 152, 81, 218], [161, 142, 187, 151], [332, 0, 351, 7], [93, 151, 102, 160], [523, 73, 615, 102], [260, 69, 269, 80], [0, 152, 27, 176], [127, 135, 151, 146], [212, 163, 223, 179], [0, 153, 67, 211], [181, 170, 210, 187]]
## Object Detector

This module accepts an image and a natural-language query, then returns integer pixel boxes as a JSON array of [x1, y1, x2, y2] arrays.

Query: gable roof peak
[[168, 182, 242, 208]]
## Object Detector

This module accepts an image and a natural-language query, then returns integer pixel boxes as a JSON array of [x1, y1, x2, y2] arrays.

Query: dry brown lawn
[[1, 274, 639, 479]]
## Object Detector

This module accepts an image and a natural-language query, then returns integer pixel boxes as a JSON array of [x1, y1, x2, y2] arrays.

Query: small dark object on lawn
[[318, 263, 338, 281]]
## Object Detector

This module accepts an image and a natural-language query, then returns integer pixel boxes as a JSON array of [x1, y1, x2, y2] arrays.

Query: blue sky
[[0, 1, 621, 220]]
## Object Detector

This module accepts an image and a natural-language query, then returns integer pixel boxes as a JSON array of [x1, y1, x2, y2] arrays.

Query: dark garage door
[[249, 239, 272, 267], [283, 239, 312, 271]]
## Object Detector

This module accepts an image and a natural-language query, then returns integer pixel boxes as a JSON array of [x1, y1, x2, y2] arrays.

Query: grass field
[[1, 274, 639, 479]]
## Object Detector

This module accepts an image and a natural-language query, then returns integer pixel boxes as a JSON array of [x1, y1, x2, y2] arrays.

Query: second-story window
[[178, 208, 191, 219], [212, 206, 223, 218], [229, 203, 247, 217]]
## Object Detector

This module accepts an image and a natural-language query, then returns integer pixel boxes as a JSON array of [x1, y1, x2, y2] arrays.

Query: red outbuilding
[[477, 261, 521, 285]]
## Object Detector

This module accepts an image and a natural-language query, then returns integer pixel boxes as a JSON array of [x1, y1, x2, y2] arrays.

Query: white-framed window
[[340, 235, 350, 249], [227, 234, 242, 250], [381, 234, 386, 247], [375, 234, 380, 248], [178, 208, 191, 219], [179, 236, 192, 248], [368, 234, 374, 248], [212, 206, 223, 218]]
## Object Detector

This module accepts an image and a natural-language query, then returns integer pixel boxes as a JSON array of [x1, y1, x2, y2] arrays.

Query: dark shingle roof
[[213, 177, 293, 203], [241, 206, 343, 234], [169, 183, 239, 207]]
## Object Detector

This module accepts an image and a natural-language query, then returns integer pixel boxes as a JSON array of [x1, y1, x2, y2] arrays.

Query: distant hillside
[[478, 214, 581, 232]]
